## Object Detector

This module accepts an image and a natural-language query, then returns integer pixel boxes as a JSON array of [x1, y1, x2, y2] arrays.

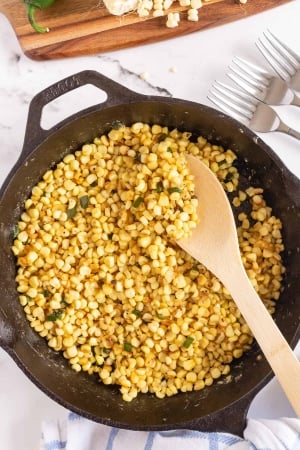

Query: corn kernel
[[13, 122, 284, 404]]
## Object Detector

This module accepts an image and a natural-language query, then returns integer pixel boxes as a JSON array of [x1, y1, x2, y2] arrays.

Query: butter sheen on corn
[[13, 123, 284, 402]]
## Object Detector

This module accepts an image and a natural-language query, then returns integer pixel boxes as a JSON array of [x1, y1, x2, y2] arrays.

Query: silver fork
[[256, 29, 300, 92], [227, 57, 300, 106], [208, 81, 300, 140]]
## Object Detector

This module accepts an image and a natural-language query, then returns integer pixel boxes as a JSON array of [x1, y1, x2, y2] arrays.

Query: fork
[[227, 57, 300, 106], [208, 81, 300, 140], [256, 29, 300, 92]]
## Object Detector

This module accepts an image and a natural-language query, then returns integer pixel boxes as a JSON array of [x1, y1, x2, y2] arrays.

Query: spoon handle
[[227, 263, 300, 417]]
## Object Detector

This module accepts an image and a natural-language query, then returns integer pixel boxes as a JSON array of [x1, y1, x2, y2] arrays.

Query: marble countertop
[[0, 2, 300, 448]]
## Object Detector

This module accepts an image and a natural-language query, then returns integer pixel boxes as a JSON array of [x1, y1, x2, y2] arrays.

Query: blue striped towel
[[40, 412, 300, 450]]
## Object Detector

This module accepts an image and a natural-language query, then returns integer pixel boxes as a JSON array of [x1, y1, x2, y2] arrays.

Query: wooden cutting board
[[0, 0, 293, 60]]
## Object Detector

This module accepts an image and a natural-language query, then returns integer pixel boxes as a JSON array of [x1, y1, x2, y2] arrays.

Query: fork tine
[[207, 93, 249, 125], [210, 83, 254, 120], [227, 63, 269, 99], [256, 38, 290, 80], [265, 29, 300, 68], [262, 32, 298, 77], [229, 63, 267, 90], [233, 57, 271, 84], [227, 67, 265, 98], [214, 81, 258, 108]]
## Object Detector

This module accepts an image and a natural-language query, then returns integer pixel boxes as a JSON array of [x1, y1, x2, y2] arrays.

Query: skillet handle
[[22, 70, 144, 159], [186, 388, 260, 437]]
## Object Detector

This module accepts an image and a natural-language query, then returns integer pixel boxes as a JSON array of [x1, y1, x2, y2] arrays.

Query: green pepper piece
[[45, 310, 63, 322], [66, 204, 77, 220], [111, 120, 123, 130], [134, 152, 142, 163], [24, 0, 56, 34], [79, 195, 90, 209], [156, 181, 163, 193], [183, 336, 194, 348], [123, 342, 133, 352], [11, 224, 19, 240], [132, 196, 144, 208], [157, 133, 168, 142], [167, 187, 182, 194], [156, 311, 164, 320]]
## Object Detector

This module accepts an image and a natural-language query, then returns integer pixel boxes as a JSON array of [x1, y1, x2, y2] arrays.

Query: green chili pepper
[[24, 0, 56, 33], [61, 293, 68, 306], [111, 120, 123, 130], [157, 133, 168, 142], [156, 181, 163, 193], [79, 195, 90, 209], [11, 224, 19, 240], [134, 152, 142, 163], [45, 310, 63, 322], [183, 336, 194, 348], [123, 342, 133, 352], [156, 311, 164, 320], [132, 196, 144, 208], [217, 159, 226, 167], [167, 187, 181, 194], [66, 204, 77, 220], [225, 172, 234, 182]]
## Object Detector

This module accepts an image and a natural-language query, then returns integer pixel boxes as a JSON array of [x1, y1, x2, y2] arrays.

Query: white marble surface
[[0, 2, 300, 449]]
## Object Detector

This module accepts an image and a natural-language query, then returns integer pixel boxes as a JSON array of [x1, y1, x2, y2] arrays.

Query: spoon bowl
[[178, 155, 300, 417]]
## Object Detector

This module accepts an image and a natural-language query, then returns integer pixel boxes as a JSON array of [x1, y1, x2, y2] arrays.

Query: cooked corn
[[13, 122, 285, 402]]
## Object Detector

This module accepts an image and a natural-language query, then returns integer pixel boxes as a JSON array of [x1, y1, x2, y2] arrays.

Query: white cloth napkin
[[40, 412, 300, 450]]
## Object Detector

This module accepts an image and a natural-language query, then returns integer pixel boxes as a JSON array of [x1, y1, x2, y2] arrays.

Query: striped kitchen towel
[[40, 412, 300, 450]]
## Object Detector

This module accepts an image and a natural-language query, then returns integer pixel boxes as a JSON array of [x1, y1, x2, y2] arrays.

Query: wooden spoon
[[178, 155, 300, 417]]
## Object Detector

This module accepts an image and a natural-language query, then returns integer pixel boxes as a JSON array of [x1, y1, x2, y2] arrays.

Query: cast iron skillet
[[0, 70, 299, 436]]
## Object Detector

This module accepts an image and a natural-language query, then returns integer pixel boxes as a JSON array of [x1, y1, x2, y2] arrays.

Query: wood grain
[[0, 0, 293, 60], [179, 156, 300, 418]]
